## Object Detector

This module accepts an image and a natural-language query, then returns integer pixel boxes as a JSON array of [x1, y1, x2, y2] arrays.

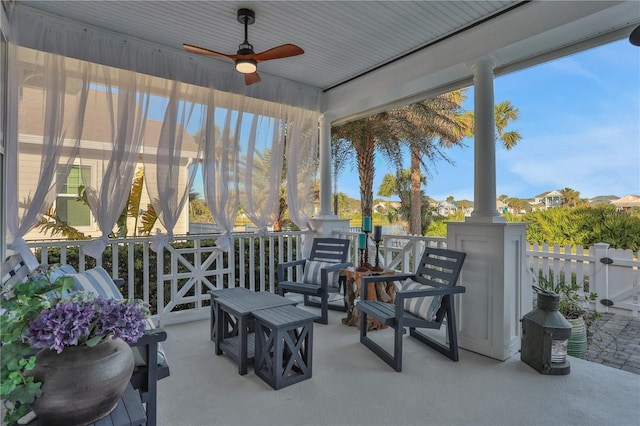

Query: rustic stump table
[[340, 268, 396, 330]]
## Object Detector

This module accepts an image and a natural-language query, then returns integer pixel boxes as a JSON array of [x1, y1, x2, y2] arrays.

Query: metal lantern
[[521, 289, 572, 375]]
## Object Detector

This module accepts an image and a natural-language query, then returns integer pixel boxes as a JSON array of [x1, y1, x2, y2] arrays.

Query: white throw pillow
[[402, 279, 442, 321], [302, 260, 340, 288], [69, 266, 124, 299]]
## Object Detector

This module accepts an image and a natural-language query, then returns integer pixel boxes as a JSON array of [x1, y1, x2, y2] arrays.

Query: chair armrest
[[277, 259, 307, 282], [113, 278, 125, 288], [321, 262, 353, 273], [129, 328, 168, 426], [395, 285, 466, 302], [319, 262, 353, 289], [361, 273, 413, 299], [130, 328, 168, 347]]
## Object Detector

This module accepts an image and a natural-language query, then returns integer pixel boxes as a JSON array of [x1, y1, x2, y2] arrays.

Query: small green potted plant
[[532, 268, 600, 358]]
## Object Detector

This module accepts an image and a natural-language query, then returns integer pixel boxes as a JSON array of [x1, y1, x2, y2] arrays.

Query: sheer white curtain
[[143, 80, 202, 252], [285, 107, 320, 257], [238, 99, 286, 235], [81, 67, 152, 259], [6, 47, 89, 268], [202, 89, 242, 252]]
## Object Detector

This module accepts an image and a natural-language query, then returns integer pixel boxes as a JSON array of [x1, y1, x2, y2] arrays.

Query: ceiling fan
[[183, 8, 304, 85]]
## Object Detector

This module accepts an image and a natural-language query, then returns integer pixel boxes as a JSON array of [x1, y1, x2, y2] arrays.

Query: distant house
[[528, 200, 546, 212], [611, 194, 640, 211], [373, 201, 401, 213], [373, 202, 388, 213], [534, 190, 563, 209], [435, 201, 457, 217], [19, 87, 198, 241]]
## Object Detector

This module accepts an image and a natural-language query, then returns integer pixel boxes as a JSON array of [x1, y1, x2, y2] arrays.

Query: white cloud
[[548, 58, 603, 85], [502, 123, 640, 198]]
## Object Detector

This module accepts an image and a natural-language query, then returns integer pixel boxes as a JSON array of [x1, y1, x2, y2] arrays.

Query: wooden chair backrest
[[308, 238, 350, 264], [412, 247, 466, 323], [1, 254, 29, 288]]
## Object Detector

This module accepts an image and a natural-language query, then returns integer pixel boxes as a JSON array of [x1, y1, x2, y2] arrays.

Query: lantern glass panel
[[551, 339, 568, 364]]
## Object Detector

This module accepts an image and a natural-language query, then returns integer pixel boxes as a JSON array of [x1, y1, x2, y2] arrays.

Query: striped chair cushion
[[402, 279, 442, 321], [69, 266, 123, 299], [48, 264, 78, 283], [302, 260, 340, 288]]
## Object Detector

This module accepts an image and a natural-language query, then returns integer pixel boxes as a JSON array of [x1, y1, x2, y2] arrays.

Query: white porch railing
[[26, 232, 640, 325]]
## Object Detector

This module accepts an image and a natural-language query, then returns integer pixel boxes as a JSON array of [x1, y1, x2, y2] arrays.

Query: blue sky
[[337, 38, 640, 202]]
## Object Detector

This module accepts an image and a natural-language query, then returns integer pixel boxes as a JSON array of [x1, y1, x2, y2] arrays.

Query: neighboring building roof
[[534, 191, 550, 199], [611, 194, 640, 208]]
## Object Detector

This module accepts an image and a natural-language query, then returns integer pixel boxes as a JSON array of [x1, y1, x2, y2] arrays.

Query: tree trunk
[[356, 131, 375, 217], [410, 144, 422, 235]]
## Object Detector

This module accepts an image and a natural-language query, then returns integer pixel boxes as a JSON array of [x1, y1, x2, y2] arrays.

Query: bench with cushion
[[1, 255, 168, 426]]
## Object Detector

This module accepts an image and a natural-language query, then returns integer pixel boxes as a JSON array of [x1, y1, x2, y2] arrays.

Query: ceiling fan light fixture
[[235, 58, 257, 74], [630, 24, 640, 46]]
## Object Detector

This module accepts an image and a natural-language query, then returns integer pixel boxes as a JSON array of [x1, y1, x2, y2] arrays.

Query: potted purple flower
[[0, 265, 148, 426], [29, 293, 147, 352]]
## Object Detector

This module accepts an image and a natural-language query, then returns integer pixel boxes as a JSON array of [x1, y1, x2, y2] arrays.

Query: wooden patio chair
[[1, 254, 169, 426], [278, 238, 352, 324], [357, 247, 466, 372]]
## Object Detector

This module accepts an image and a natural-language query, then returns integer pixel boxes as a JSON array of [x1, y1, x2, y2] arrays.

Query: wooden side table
[[214, 292, 297, 375], [340, 268, 396, 330]]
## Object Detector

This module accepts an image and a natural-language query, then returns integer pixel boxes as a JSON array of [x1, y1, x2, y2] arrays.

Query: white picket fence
[[26, 232, 640, 325], [527, 242, 640, 317]]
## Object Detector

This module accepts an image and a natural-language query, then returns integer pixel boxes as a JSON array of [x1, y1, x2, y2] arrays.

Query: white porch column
[[469, 59, 503, 223], [309, 114, 350, 237], [317, 113, 334, 217], [446, 58, 530, 361]]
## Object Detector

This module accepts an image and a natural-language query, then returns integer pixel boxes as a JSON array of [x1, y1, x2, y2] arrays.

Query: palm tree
[[462, 100, 522, 150], [378, 169, 430, 233], [389, 90, 468, 234], [332, 114, 401, 217], [331, 136, 355, 215], [560, 187, 580, 207]]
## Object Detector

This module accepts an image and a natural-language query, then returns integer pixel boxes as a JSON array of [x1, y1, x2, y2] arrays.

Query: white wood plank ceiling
[[20, 0, 519, 89]]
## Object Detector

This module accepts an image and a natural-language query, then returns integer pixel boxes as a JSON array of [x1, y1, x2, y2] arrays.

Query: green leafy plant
[[532, 268, 600, 336], [0, 265, 73, 425]]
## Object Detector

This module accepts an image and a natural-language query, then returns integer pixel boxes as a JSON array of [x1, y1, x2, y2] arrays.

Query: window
[[56, 165, 92, 227]]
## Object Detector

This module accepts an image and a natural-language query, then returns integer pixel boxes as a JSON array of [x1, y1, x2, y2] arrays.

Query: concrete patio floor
[[157, 307, 639, 426]]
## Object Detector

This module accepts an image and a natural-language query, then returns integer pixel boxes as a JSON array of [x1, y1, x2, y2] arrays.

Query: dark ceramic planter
[[28, 338, 134, 426]]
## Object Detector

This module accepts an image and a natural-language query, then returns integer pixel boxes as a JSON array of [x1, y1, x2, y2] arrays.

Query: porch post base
[[309, 216, 350, 238], [446, 221, 530, 361]]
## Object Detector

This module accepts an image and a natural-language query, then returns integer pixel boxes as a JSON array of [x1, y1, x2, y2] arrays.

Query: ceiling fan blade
[[183, 43, 234, 62], [244, 72, 261, 86], [254, 44, 304, 62]]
